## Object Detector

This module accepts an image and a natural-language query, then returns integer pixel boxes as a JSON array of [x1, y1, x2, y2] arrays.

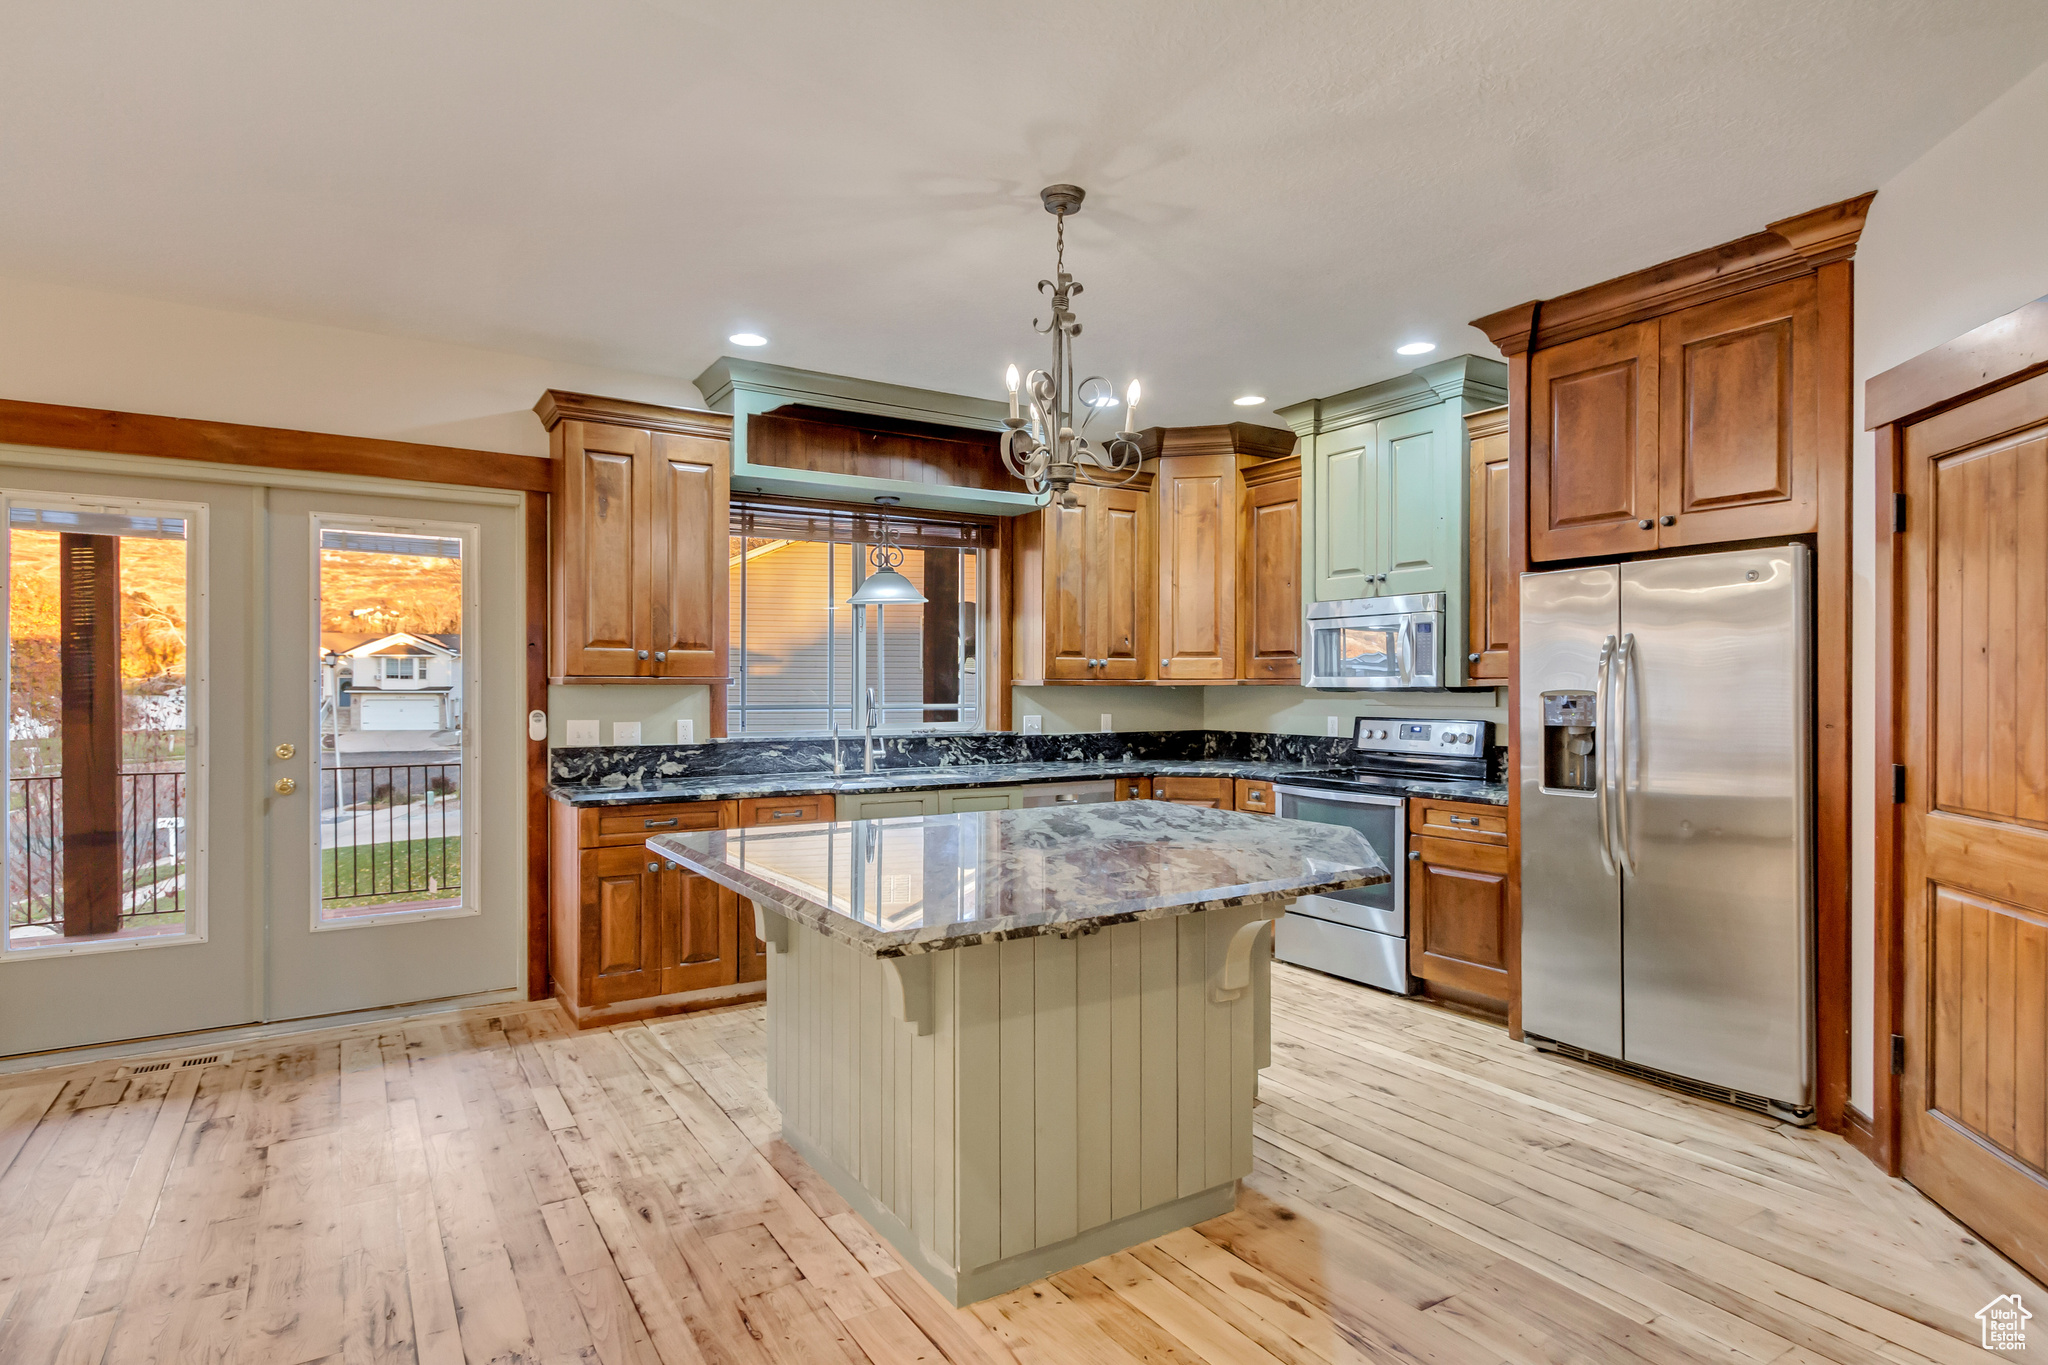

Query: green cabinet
[[1279, 356, 1507, 684], [837, 792, 942, 821]]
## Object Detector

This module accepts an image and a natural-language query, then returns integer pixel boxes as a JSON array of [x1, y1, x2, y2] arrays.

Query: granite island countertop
[[553, 757, 1507, 808], [649, 802, 1390, 957]]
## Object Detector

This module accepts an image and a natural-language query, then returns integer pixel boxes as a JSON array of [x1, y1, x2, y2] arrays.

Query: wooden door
[[1407, 835, 1512, 1007], [1042, 496, 1093, 681], [657, 865, 739, 995], [581, 845, 663, 1006], [1465, 407, 1511, 681], [649, 429, 730, 679], [1529, 322, 1659, 562], [1090, 484, 1151, 681], [1376, 406, 1455, 597], [553, 420, 653, 677], [1156, 453, 1237, 680], [1312, 421, 1376, 599], [1656, 277, 1819, 546], [1899, 388, 2048, 1283], [1240, 461, 1301, 681]]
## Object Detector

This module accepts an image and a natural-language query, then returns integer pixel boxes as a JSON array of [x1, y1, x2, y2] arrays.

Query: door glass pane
[[315, 525, 467, 923], [7, 505, 196, 951]]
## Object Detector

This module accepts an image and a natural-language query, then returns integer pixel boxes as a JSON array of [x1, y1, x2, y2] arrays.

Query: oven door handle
[[1273, 785, 1405, 809]]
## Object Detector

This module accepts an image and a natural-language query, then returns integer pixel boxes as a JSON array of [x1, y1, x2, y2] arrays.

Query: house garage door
[[358, 693, 441, 730]]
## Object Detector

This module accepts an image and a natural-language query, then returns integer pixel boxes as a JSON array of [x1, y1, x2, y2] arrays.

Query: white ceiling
[[4, 1, 2046, 428]]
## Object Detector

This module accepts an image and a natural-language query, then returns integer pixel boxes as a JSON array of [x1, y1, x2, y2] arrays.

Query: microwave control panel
[[1351, 717, 1489, 757]]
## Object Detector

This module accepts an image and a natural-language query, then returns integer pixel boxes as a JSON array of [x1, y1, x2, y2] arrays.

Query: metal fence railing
[[7, 768, 188, 936], [319, 761, 462, 908]]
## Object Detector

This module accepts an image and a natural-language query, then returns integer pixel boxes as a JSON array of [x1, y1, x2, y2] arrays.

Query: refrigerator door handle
[[1614, 631, 1638, 877], [1595, 634, 1617, 875]]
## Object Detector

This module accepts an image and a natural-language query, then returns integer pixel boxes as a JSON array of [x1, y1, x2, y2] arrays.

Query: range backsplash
[[550, 729, 1368, 789]]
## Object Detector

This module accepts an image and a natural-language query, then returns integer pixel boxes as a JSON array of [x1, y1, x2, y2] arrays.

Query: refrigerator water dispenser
[[1540, 691, 1598, 792]]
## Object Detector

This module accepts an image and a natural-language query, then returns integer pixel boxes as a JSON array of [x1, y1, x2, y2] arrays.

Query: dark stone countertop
[[549, 757, 1507, 809], [650, 802, 1390, 957]]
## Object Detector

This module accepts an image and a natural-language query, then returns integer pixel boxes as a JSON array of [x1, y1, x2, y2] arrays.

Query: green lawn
[[322, 837, 463, 908]]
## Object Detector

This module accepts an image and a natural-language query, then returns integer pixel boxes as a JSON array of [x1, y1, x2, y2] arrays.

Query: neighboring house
[[319, 632, 462, 736]]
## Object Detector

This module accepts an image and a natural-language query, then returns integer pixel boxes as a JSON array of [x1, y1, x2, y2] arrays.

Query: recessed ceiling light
[[1396, 341, 1436, 356], [1233, 395, 1267, 406], [729, 332, 768, 347]]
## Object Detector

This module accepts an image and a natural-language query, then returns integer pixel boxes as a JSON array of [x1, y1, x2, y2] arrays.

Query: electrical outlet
[[565, 719, 599, 747], [612, 721, 642, 746], [1326, 715, 1343, 737], [1100, 713, 1113, 733], [677, 719, 695, 744], [1021, 714, 1042, 734]]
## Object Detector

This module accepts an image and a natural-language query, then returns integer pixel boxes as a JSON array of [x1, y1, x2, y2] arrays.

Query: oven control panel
[[1351, 717, 1490, 757]]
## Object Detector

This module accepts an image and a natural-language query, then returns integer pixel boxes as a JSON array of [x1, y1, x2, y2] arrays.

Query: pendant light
[[846, 517, 926, 606]]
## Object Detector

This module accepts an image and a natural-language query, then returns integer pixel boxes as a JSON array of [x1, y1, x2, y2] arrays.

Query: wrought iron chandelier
[[1000, 184, 1144, 508]]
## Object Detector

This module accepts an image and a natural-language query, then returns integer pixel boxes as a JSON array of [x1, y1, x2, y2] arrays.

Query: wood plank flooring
[[0, 962, 2036, 1364]]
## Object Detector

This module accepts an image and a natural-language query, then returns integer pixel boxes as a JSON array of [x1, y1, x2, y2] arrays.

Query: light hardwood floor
[[0, 963, 2035, 1364]]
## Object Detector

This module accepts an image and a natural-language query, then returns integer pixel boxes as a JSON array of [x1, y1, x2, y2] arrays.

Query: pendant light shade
[[847, 564, 926, 605]]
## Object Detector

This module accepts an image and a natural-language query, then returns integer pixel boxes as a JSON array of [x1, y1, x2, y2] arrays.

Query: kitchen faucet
[[862, 687, 881, 774]]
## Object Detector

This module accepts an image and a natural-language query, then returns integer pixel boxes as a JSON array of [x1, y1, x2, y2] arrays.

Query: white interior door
[[261, 485, 525, 1020]]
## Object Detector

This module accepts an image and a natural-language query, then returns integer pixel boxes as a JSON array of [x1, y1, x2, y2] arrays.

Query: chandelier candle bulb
[[1123, 380, 1139, 434], [1005, 364, 1020, 418]]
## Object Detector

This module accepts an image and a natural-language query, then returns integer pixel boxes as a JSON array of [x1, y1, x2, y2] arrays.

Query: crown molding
[[533, 390, 733, 440]]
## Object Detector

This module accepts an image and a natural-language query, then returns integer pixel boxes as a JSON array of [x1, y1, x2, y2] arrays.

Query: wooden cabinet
[[1406, 798, 1512, 1016], [1155, 452, 1238, 680], [1115, 776, 1152, 801], [1014, 479, 1154, 683], [737, 793, 834, 828], [538, 392, 731, 682], [1239, 457, 1302, 681], [551, 797, 755, 1027], [1527, 279, 1820, 562], [1152, 776, 1234, 809], [1464, 407, 1511, 682], [1234, 779, 1274, 814]]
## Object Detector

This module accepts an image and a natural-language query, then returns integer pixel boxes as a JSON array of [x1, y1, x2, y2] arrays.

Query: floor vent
[[116, 1050, 232, 1078], [1527, 1035, 1814, 1126]]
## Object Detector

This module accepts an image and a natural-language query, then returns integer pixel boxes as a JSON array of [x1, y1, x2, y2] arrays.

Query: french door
[[1, 450, 526, 1056], [1898, 382, 2048, 1283]]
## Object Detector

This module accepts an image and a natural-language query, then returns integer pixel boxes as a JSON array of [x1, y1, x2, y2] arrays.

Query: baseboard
[[0, 985, 532, 1075], [557, 981, 767, 1029], [1841, 1103, 1883, 1167]]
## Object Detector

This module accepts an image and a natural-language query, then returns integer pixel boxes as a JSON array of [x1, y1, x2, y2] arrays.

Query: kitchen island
[[650, 801, 1385, 1305]]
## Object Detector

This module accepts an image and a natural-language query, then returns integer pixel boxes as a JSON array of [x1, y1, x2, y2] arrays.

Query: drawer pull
[[644, 817, 679, 829], [1247, 791, 1266, 804], [769, 808, 806, 819], [1449, 814, 1480, 826]]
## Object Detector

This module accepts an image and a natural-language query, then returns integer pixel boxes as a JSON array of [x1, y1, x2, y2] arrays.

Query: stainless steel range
[[1273, 717, 1491, 993]]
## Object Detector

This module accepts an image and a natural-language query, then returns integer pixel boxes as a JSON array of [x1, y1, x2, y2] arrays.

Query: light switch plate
[[1100, 713, 1113, 733], [677, 719, 695, 744], [1326, 715, 1343, 736], [612, 721, 642, 746], [565, 719, 599, 747], [1021, 714, 1042, 734]]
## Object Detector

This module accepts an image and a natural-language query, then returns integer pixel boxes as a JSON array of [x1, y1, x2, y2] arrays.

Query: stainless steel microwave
[[1304, 593, 1445, 690]]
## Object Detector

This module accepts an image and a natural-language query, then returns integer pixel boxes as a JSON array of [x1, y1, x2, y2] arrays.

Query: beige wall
[[1846, 57, 2048, 1116], [0, 274, 702, 456]]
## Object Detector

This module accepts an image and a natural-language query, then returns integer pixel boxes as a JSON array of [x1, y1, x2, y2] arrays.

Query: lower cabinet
[[552, 793, 836, 1027], [1115, 776, 1153, 801], [1152, 775, 1235, 809], [937, 787, 1020, 813], [838, 791, 942, 820], [1405, 798, 1513, 1017], [1234, 779, 1275, 814]]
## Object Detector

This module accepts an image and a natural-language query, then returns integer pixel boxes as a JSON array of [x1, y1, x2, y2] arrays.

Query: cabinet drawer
[[1152, 776, 1234, 809], [1234, 779, 1275, 815], [593, 800, 728, 847], [738, 794, 834, 827], [1115, 777, 1153, 801], [1409, 798, 1507, 845]]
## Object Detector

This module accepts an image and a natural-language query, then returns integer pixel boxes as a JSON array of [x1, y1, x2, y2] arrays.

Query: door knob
[[274, 742, 296, 760], [274, 778, 297, 795]]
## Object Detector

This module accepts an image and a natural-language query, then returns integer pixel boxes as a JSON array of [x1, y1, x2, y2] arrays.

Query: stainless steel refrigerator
[[1519, 545, 1813, 1122]]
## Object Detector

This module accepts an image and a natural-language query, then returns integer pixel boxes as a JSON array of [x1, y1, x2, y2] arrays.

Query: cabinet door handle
[[1468, 652, 1481, 663], [1659, 515, 1675, 527], [1637, 519, 1652, 530], [655, 650, 668, 661], [648, 861, 660, 872], [1450, 814, 1480, 826], [638, 649, 650, 659], [1054, 793, 1078, 803], [644, 817, 679, 829], [1407, 850, 1421, 861]]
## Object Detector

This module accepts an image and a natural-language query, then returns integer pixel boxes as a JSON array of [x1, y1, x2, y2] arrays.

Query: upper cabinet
[[538, 392, 732, 683], [1013, 478, 1154, 683], [1240, 455, 1303, 682], [1278, 356, 1508, 687], [1464, 407, 1511, 682], [1475, 193, 1869, 566]]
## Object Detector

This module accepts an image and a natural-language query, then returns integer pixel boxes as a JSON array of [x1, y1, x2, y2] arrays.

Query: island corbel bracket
[[882, 954, 934, 1036], [1212, 912, 1280, 1004], [752, 902, 791, 954]]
